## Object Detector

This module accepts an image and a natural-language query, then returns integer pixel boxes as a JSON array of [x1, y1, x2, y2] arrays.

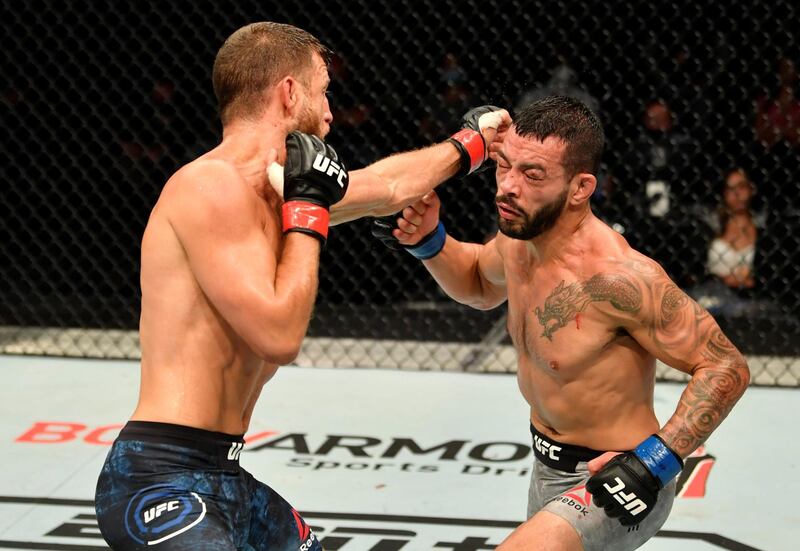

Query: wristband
[[448, 129, 486, 177], [633, 434, 684, 488], [282, 201, 329, 243], [405, 221, 446, 260]]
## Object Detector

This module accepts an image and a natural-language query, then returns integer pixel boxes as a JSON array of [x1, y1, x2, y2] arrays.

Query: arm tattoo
[[534, 273, 641, 340], [638, 268, 749, 457], [659, 325, 749, 456], [532, 261, 749, 457], [650, 282, 710, 352], [701, 329, 741, 365]]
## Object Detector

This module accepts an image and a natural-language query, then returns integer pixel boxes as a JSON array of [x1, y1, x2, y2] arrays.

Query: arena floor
[[0, 355, 795, 550]]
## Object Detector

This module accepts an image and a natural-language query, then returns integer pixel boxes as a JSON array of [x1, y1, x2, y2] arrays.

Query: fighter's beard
[[497, 187, 569, 240], [296, 102, 326, 138]]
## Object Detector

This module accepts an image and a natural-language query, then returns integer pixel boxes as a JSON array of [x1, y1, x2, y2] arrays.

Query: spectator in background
[[752, 57, 800, 211], [120, 76, 215, 166], [755, 57, 800, 150], [119, 78, 175, 166], [624, 98, 698, 286], [631, 99, 695, 216], [648, 44, 706, 119], [515, 61, 600, 115], [419, 53, 478, 142], [690, 167, 771, 316], [706, 168, 763, 290], [327, 53, 375, 163]]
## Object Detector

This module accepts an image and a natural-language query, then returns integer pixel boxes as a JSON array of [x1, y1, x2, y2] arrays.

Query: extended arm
[[423, 230, 507, 311], [330, 142, 461, 224], [373, 191, 507, 310], [329, 106, 511, 225]]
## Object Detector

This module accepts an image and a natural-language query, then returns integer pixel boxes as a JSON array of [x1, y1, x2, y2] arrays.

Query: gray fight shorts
[[527, 424, 676, 551]]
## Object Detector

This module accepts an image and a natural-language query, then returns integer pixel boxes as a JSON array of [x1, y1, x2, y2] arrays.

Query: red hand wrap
[[282, 201, 330, 240], [449, 128, 486, 174]]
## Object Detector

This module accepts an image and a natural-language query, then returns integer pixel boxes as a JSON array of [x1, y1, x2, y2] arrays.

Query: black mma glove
[[371, 215, 446, 260], [371, 215, 404, 251], [586, 435, 683, 526], [448, 105, 505, 177], [282, 131, 349, 243]]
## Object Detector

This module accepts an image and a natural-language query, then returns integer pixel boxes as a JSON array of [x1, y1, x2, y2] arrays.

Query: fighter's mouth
[[497, 203, 521, 218]]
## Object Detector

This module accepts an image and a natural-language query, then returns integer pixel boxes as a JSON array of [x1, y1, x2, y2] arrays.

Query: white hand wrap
[[478, 109, 508, 131], [267, 162, 284, 195]]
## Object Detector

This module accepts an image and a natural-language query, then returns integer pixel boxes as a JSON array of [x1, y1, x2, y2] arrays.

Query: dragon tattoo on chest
[[534, 273, 642, 340]]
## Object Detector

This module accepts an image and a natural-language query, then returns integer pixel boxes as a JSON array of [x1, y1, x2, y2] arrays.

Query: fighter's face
[[494, 129, 572, 240], [295, 53, 332, 138]]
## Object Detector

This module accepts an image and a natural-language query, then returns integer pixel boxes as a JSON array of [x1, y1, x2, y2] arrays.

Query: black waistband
[[530, 423, 606, 473], [117, 421, 245, 469]]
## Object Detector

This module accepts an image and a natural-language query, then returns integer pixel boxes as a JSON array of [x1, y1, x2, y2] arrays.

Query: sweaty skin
[[131, 53, 331, 434], [132, 50, 509, 434], [396, 128, 749, 456], [393, 115, 748, 551], [133, 146, 466, 434], [134, 159, 286, 433], [500, 223, 664, 451]]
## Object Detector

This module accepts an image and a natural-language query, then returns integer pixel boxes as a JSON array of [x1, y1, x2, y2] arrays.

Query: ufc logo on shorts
[[312, 154, 347, 187], [603, 477, 648, 516], [533, 435, 562, 460], [143, 500, 179, 524], [227, 442, 243, 461]]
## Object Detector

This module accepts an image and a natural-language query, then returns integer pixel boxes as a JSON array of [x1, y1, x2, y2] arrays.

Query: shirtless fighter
[[94, 22, 508, 550], [374, 96, 750, 550]]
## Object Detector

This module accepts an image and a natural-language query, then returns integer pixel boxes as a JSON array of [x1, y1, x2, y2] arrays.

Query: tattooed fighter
[[372, 96, 749, 551]]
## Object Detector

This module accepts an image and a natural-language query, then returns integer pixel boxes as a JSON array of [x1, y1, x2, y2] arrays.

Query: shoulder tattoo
[[535, 273, 641, 340]]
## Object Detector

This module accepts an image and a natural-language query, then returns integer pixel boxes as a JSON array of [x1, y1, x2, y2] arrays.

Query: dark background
[[2, 0, 799, 357]]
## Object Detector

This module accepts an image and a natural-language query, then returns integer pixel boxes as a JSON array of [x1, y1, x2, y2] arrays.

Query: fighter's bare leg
[[497, 511, 583, 551]]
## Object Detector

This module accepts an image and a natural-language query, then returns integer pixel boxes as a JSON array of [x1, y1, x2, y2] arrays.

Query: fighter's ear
[[278, 76, 300, 112], [571, 173, 596, 204]]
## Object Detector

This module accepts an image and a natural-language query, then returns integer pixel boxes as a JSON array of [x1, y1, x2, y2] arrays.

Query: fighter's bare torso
[[132, 154, 280, 434], [498, 216, 660, 451]]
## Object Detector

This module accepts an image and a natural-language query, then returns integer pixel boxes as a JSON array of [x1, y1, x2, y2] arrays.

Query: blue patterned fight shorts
[[95, 421, 320, 550]]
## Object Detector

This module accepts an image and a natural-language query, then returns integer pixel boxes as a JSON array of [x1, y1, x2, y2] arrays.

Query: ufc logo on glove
[[312, 154, 347, 188], [602, 477, 648, 516]]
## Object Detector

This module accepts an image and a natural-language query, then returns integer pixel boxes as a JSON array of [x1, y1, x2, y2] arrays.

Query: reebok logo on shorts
[[299, 532, 318, 551], [551, 484, 593, 517], [292, 507, 319, 550]]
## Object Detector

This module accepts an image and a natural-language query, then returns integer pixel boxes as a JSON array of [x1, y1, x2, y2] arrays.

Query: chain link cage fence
[[2, 1, 799, 385]]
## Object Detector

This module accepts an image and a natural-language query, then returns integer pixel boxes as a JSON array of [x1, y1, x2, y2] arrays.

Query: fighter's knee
[[497, 511, 583, 551]]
